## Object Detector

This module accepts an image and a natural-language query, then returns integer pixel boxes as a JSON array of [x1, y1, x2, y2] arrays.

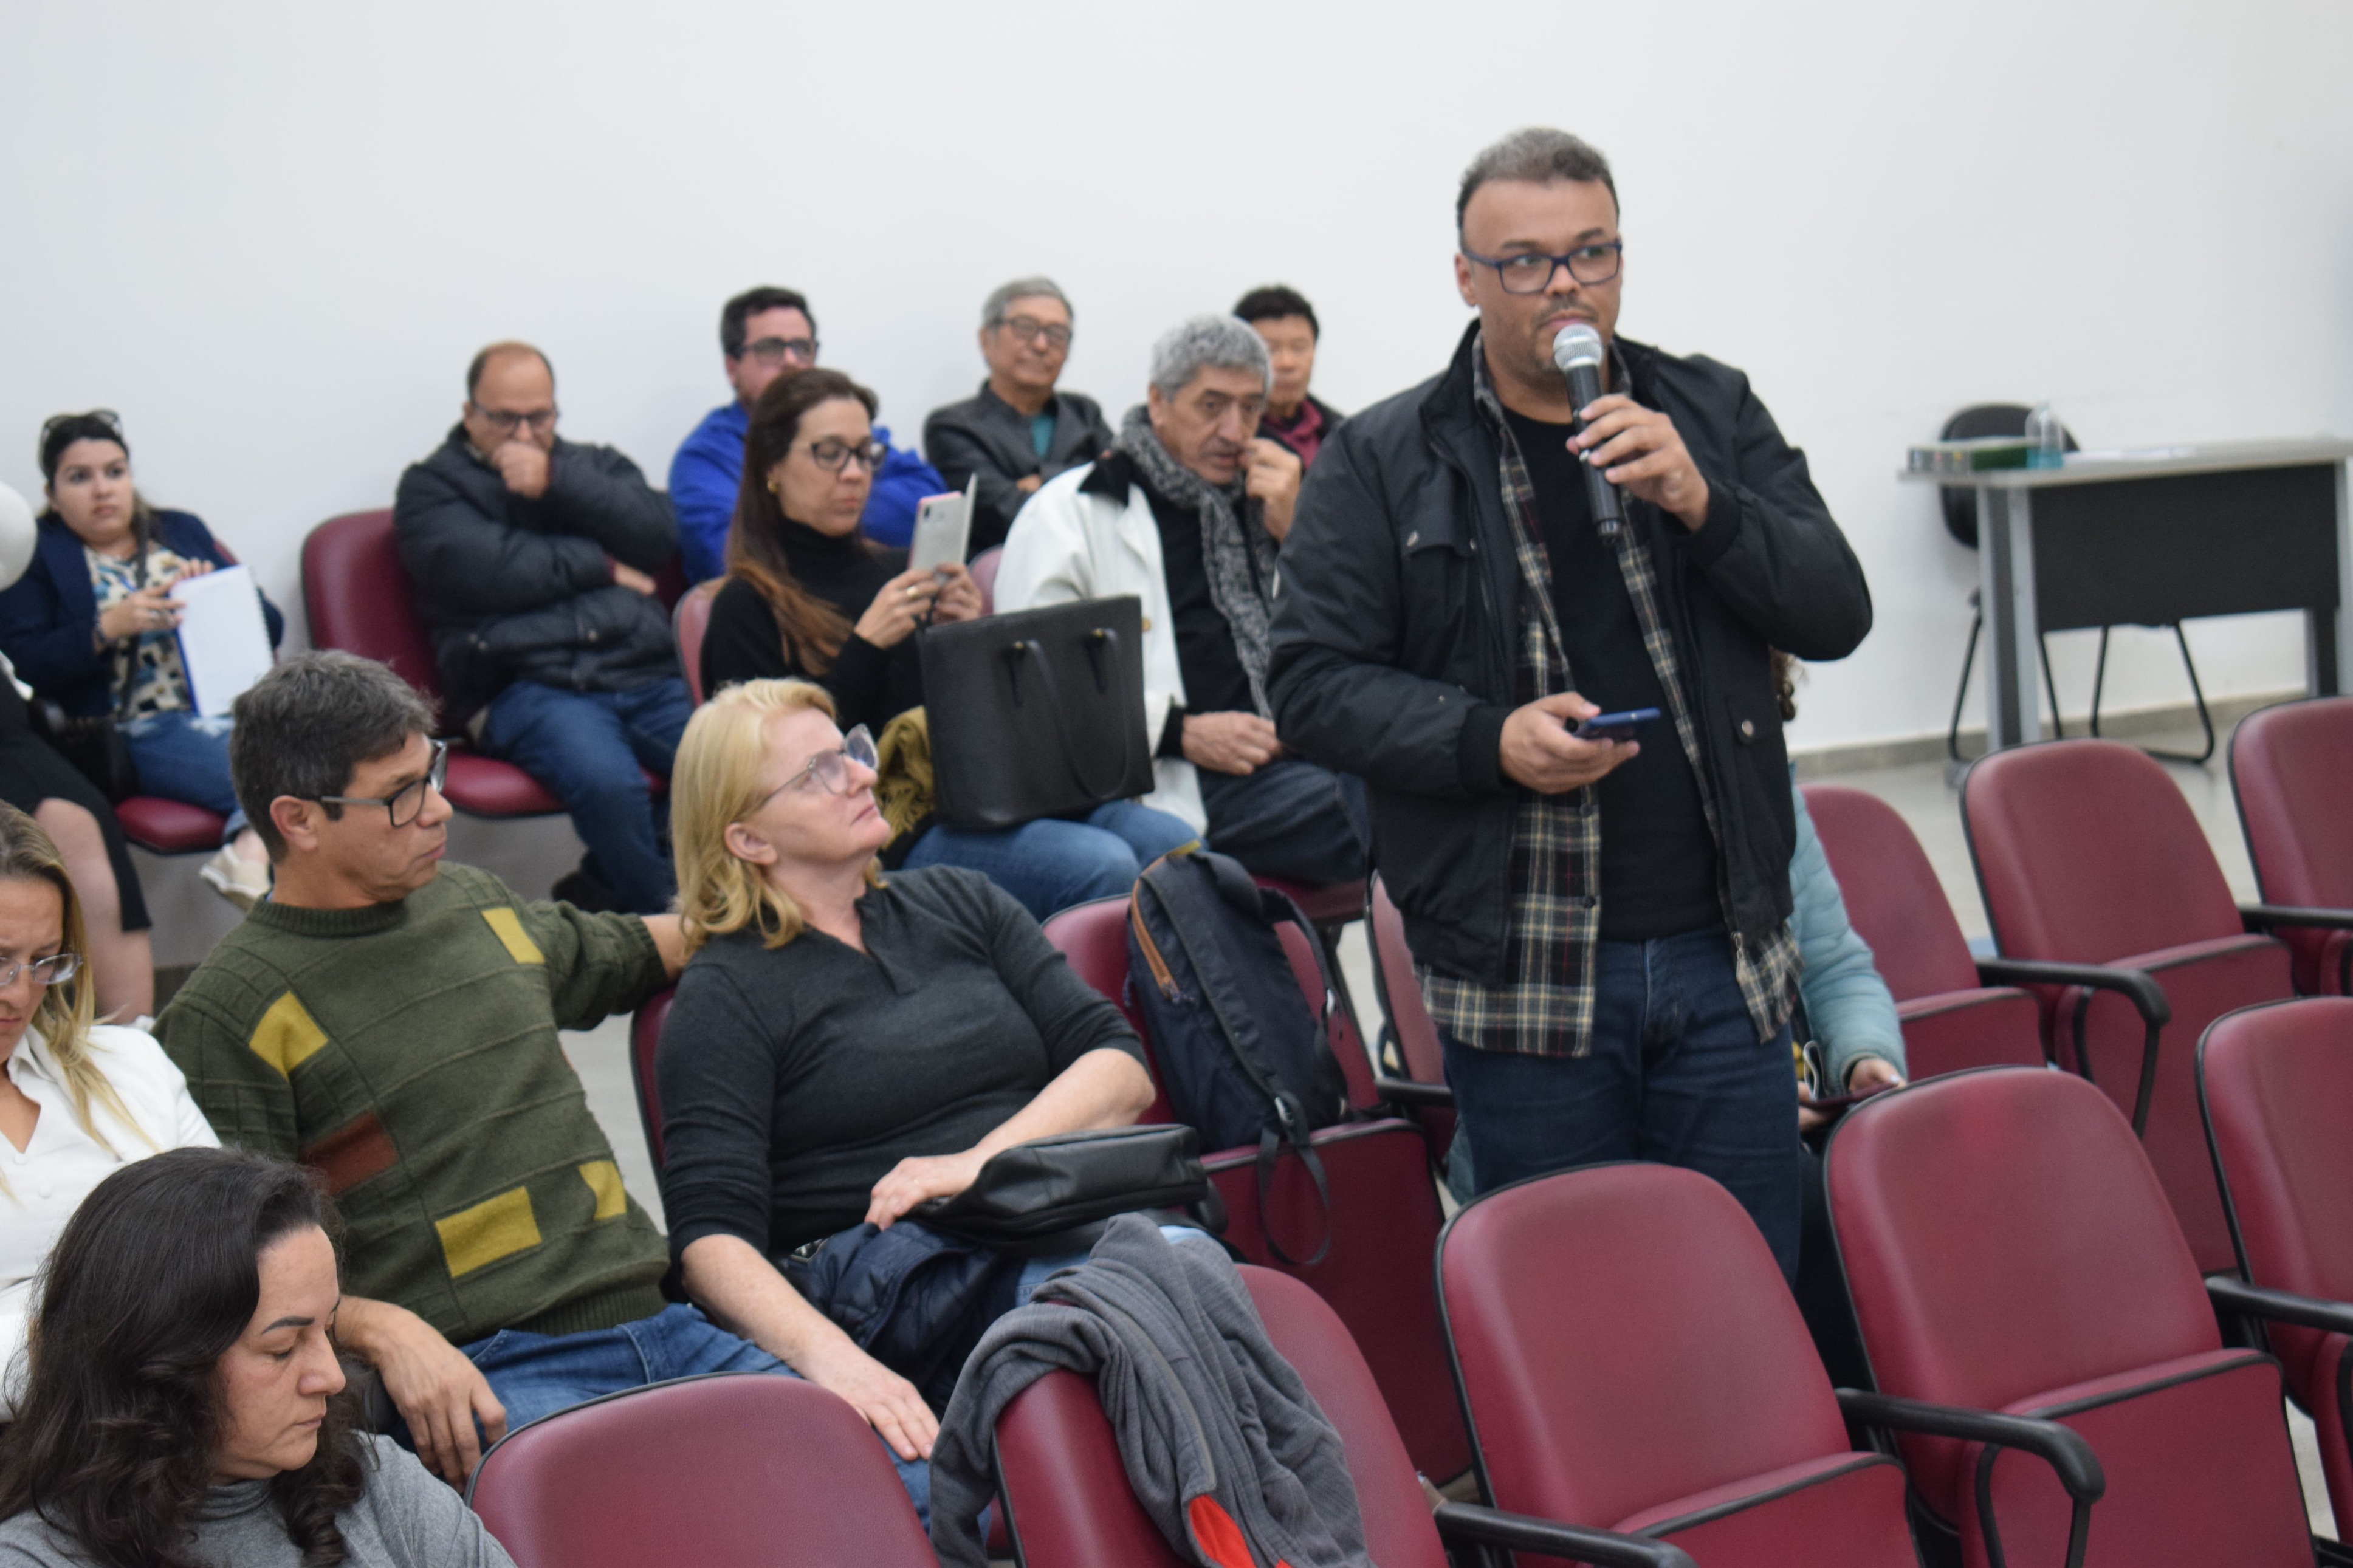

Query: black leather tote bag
[[918, 595, 1155, 831]]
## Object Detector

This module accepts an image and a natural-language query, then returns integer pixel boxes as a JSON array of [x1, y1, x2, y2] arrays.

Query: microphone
[[1551, 323, 1624, 537]]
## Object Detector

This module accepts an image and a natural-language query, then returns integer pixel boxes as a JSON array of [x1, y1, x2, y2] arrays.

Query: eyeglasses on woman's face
[[0, 952, 78, 991], [754, 725, 878, 811], [798, 439, 888, 476]]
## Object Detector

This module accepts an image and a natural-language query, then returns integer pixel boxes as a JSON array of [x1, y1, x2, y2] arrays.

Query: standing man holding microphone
[[1268, 128, 1873, 1276]]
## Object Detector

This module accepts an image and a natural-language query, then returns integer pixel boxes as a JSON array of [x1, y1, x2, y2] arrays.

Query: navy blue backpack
[[1125, 847, 1353, 1263]]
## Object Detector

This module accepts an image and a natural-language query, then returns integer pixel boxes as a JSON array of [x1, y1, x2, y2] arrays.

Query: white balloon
[[0, 484, 34, 592]]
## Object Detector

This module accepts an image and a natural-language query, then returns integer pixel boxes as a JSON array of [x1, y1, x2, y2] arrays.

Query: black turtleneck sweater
[[699, 519, 921, 729]]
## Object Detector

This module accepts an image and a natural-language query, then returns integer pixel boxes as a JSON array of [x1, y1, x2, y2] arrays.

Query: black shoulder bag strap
[[1004, 626, 1135, 805]]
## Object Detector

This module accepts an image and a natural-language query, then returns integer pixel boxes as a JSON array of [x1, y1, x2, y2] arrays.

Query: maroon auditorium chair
[[1361, 874, 1457, 1154], [1040, 896, 1471, 1482], [2230, 696, 2353, 995], [1800, 782, 2046, 1079], [1440, 1161, 2037, 1567], [1828, 1067, 2315, 1567], [301, 510, 661, 816], [630, 985, 674, 1170], [467, 1372, 933, 1567], [1962, 738, 2296, 1274], [2199, 996, 2353, 1534], [995, 1262, 1696, 1568], [673, 579, 720, 705]]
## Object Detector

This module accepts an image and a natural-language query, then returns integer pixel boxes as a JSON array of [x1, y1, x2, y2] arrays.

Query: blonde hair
[[672, 679, 881, 953], [0, 806, 146, 1174]]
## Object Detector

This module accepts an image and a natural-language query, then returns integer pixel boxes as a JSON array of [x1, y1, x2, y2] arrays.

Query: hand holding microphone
[[1551, 322, 1713, 531]]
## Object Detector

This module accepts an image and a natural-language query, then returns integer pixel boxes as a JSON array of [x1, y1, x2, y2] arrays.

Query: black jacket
[[1267, 324, 1871, 984], [922, 383, 1114, 554], [393, 429, 679, 714]]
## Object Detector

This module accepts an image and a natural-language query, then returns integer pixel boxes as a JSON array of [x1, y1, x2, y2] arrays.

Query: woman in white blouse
[[0, 801, 215, 1413]]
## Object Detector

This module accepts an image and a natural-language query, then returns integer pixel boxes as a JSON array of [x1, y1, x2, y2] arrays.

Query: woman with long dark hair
[[699, 369, 1198, 920], [0, 412, 285, 911], [0, 1148, 514, 1567]]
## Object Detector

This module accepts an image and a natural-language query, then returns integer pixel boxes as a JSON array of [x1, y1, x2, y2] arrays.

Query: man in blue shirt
[[668, 286, 943, 579]]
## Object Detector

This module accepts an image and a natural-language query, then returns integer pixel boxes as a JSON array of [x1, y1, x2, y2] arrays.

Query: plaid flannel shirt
[[1417, 337, 1801, 1059]]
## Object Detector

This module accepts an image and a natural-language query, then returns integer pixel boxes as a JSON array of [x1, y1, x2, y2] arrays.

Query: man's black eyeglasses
[[1460, 241, 1625, 295], [996, 316, 1073, 351], [471, 406, 559, 435], [317, 741, 449, 828], [744, 337, 820, 367]]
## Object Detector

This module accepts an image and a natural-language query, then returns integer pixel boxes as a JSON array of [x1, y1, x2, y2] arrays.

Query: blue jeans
[[483, 678, 694, 914], [1441, 925, 1802, 1279], [123, 709, 245, 837], [902, 798, 1200, 920], [461, 1303, 933, 1524], [1197, 758, 1369, 885]]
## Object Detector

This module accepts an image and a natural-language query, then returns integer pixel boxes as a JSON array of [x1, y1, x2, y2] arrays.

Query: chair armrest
[[1434, 1502, 1697, 1568], [1970, 957, 2168, 1134], [1969, 958, 2169, 1027], [1837, 1390, 2104, 1501], [2207, 1276, 2353, 1338], [2239, 903, 2353, 934], [1371, 1075, 1454, 1108]]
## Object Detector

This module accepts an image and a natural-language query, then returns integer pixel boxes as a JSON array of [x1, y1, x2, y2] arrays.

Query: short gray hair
[[982, 276, 1073, 329], [230, 651, 438, 860], [1457, 128, 1617, 235], [1148, 315, 1271, 401]]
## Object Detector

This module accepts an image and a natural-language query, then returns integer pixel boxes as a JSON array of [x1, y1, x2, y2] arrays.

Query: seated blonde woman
[[0, 803, 216, 1414], [657, 677, 1156, 1469]]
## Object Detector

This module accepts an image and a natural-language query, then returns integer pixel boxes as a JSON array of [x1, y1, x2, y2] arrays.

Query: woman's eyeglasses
[[757, 725, 878, 806], [0, 953, 79, 990], [800, 439, 890, 475]]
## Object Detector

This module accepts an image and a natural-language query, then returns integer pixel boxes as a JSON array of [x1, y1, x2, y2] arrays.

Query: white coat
[[994, 463, 1207, 832]]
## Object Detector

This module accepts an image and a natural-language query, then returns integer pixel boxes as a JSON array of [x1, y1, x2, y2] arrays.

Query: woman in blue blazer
[[0, 413, 284, 908]]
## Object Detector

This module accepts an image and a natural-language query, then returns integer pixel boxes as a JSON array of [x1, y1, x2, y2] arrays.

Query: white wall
[[6, 0, 2350, 751]]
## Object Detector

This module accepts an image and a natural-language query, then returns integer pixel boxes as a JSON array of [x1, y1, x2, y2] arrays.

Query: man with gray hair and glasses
[[1267, 128, 1872, 1278], [922, 277, 1113, 553], [997, 314, 1369, 886]]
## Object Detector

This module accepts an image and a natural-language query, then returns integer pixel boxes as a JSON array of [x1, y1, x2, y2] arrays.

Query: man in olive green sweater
[[159, 653, 927, 1513]]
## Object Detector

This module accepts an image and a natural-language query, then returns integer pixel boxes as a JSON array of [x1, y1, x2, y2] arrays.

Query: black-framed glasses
[[744, 336, 820, 367], [470, 406, 560, 435], [317, 740, 449, 829], [755, 725, 877, 807], [996, 315, 1073, 351], [0, 953, 79, 990], [800, 439, 888, 475], [1460, 241, 1625, 294]]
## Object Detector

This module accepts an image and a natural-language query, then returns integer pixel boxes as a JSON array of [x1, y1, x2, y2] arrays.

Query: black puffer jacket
[[1267, 324, 1871, 984], [393, 428, 679, 714]]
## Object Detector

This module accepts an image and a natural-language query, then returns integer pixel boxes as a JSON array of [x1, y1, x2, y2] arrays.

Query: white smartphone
[[909, 474, 978, 575]]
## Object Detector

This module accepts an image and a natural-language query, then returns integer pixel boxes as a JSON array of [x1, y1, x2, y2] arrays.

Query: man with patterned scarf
[[996, 315, 1370, 885]]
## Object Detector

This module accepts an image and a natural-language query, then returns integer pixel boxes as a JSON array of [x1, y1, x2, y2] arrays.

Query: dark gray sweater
[[0, 1436, 514, 1567], [656, 866, 1145, 1256]]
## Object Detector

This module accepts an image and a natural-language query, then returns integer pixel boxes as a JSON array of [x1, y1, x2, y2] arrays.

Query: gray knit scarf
[[1114, 405, 1279, 717]]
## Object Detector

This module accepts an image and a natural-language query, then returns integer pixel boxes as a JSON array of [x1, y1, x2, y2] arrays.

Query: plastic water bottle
[[2025, 402, 2064, 469]]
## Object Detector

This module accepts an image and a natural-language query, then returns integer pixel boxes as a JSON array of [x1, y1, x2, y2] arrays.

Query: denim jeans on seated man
[[1440, 923, 1804, 1279], [901, 798, 1200, 922], [1195, 758, 1369, 887], [483, 676, 696, 914], [125, 708, 250, 837]]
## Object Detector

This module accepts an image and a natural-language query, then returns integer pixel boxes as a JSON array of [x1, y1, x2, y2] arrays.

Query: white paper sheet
[[170, 564, 274, 717]]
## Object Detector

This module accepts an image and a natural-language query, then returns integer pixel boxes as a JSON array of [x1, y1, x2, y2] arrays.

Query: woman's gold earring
[[768, 481, 781, 496]]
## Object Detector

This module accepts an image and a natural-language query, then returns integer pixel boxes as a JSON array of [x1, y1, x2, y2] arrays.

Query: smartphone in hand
[[1572, 707, 1662, 743]]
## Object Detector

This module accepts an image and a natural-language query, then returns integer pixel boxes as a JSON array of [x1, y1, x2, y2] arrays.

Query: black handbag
[[915, 1124, 1213, 1255], [28, 697, 138, 804], [918, 595, 1155, 832]]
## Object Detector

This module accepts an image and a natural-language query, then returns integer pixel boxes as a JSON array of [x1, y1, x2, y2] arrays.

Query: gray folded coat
[[928, 1214, 1372, 1567]]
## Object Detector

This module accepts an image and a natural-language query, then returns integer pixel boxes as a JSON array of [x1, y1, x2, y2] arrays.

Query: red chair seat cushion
[[1255, 875, 1365, 928], [441, 753, 665, 819], [1895, 987, 2045, 1078], [2061, 934, 2292, 1273], [2315, 1335, 2353, 1531], [112, 796, 227, 854], [1963, 1350, 2309, 1568], [1615, 1453, 1914, 1565], [1203, 1120, 1466, 1482]]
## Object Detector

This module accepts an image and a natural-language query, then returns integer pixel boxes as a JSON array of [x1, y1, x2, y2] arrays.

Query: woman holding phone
[[698, 371, 1197, 920]]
